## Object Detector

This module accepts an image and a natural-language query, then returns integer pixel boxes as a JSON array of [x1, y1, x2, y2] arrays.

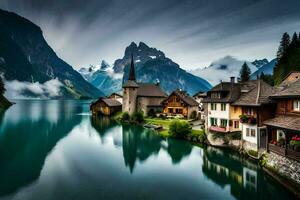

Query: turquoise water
[[0, 100, 296, 200]]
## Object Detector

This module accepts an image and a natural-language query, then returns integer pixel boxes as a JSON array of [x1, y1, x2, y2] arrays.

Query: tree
[[169, 120, 192, 138], [276, 32, 290, 60], [0, 76, 5, 95], [290, 32, 298, 47], [239, 62, 251, 82]]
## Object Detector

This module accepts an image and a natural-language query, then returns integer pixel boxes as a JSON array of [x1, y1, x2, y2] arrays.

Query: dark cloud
[[0, 0, 299, 69]]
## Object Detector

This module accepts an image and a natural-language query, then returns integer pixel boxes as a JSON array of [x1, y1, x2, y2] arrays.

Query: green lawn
[[145, 118, 188, 129]]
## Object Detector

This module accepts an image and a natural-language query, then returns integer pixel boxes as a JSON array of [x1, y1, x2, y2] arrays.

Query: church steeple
[[128, 53, 136, 81]]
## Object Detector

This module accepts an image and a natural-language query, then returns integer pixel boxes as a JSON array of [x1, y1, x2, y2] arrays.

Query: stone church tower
[[122, 55, 139, 115]]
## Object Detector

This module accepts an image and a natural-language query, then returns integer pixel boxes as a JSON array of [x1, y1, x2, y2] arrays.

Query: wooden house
[[90, 98, 122, 116], [162, 89, 199, 119], [264, 76, 300, 162], [232, 80, 277, 151]]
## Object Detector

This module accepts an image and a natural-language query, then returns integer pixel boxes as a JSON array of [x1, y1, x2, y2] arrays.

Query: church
[[122, 55, 167, 115]]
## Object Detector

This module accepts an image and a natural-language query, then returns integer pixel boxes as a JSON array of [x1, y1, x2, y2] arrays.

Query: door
[[258, 127, 267, 149]]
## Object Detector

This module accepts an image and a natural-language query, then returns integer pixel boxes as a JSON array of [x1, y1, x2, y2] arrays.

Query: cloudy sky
[[0, 0, 299, 70]]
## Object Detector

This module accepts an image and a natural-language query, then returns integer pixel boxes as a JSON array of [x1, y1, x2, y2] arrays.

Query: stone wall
[[266, 152, 300, 185]]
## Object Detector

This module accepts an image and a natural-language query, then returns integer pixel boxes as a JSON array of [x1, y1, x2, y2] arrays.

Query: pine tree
[[290, 32, 298, 47], [276, 32, 290, 60], [239, 62, 251, 82], [0, 76, 5, 95]]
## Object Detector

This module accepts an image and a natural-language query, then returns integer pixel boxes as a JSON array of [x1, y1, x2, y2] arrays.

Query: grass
[[145, 118, 187, 129], [191, 129, 205, 136]]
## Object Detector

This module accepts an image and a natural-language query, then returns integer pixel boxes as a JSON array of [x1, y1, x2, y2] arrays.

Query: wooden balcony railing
[[268, 143, 300, 162], [209, 126, 227, 133]]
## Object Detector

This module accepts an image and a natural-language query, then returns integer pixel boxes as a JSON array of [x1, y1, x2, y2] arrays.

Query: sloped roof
[[164, 89, 199, 106], [232, 80, 276, 106], [202, 82, 241, 103], [271, 79, 300, 98], [137, 83, 167, 98], [102, 98, 122, 107], [264, 115, 300, 131]]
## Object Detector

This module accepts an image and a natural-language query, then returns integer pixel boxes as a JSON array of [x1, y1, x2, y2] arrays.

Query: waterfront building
[[162, 89, 199, 119], [122, 55, 167, 115]]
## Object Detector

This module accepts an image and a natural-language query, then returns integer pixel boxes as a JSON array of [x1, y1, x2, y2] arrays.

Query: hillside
[[0, 9, 103, 99]]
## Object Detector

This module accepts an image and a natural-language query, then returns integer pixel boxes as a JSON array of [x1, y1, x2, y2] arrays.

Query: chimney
[[230, 76, 235, 83]]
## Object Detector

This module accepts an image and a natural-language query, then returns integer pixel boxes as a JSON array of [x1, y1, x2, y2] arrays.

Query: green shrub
[[229, 132, 242, 140], [248, 150, 258, 157], [169, 120, 192, 138], [190, 110, 197, 119], [132, 111, 144, 123], [121, 112, 130, 122]]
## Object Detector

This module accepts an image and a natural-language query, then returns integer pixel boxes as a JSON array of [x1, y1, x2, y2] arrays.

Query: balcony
[[268, 143, 300, 162], [239, 115, 257, 125], [209, 126, 227, 133]]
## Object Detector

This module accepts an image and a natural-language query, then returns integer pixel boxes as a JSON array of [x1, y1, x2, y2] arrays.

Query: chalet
[[232, 80, 277, 151], [203, 77, 242, 133], [264, 75, 300, 162], [122, 55, 167, 116], [90, 98, 122, 116], [162, 89, 199, 119], [193, 91, 207, 119], [108, 93, 123, 104]]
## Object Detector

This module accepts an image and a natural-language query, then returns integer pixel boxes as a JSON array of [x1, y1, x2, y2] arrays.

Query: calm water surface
[[0, 100, 296, 200]]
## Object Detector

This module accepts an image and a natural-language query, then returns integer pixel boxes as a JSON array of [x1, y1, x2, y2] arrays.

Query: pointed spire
[[128, 53, 136, 81]]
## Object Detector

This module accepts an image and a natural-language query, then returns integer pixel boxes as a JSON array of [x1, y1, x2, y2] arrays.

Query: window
[[210, 118, 217, 126], [211, 92, 220, 98], [234, 121, 239, 129], [293, 100, 300, 111], [246, 128, 250, 137], [211, 103, 217, 110], [244, 108, 254, 115], [246, 128, 256, 137], [234, 106, 238, 113], [221, 103, 226, 111], [168, 108, 173, 113], [251, 129, 256, 137], [220, 119, 227, 128]]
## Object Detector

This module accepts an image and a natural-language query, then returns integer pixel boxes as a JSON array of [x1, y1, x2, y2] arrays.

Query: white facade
[[207, 103, 230, 131], [242, 124, 258, 145]]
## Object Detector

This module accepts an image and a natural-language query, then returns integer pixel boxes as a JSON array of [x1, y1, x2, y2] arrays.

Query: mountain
[[0, 9, 103, 99], [79, 42, 211, 96], [252, 59, 269, 68], [250, 59, 276, 79], [191, 56, 257, 86]]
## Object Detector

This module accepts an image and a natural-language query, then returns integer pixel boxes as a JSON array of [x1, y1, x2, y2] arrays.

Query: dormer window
[[211, 92, 220, 99], [293, 100, 300, 111]]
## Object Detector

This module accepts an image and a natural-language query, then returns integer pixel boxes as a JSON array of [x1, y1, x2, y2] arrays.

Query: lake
[[0, 100, 296, 200]]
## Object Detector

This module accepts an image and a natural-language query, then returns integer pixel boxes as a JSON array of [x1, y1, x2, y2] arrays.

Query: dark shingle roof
[[101, 98, 122, 107], [202, 82, 241, 103], [271, 79, 300, 98], [264, 115, 300, 131], [164, 90, 199, 106], [232, 80, 276, 106], [137, 83, 167, 98]]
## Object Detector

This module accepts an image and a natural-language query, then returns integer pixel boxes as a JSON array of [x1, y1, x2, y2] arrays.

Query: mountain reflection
[[0, 100, 82, 196]]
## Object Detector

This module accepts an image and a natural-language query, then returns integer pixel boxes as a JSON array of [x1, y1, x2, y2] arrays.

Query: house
[[193, 91, 207, 119], [90, 98, 122, 116], [231, 80, 277, 151], [162, 89, 199, 119], [203, 77, 242, 133], [108, 92, 123, 104], [122, 55, 167, 116], [264, 77, 300, 162]]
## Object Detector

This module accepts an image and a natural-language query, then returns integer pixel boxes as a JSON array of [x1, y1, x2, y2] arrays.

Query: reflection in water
[[0, 100, 82, 196], [0, 101, 296, 200]]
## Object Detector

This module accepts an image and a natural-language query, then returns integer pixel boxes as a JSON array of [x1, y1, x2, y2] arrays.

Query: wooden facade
[[90, 98, 122, 116], [162, 90, 199, 119]]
